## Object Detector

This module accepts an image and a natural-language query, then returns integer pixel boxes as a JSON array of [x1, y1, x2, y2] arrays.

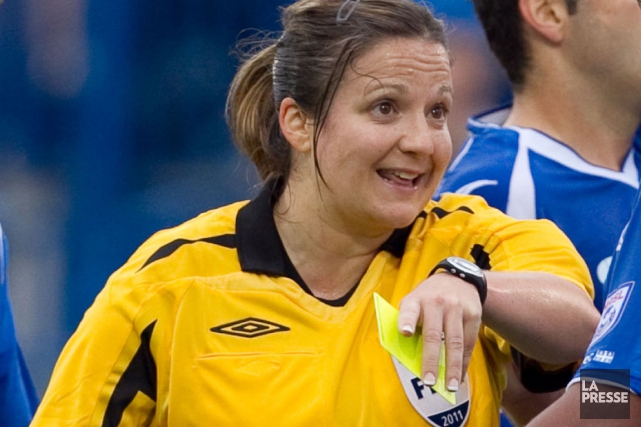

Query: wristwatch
[[429, 256, 487, 305]]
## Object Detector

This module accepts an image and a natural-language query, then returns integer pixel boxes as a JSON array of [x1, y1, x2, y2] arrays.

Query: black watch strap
[[429, 256, 487, 305]]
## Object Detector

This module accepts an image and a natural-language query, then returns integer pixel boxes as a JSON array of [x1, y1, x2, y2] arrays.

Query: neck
[[273, 181, 390, 300], [506, 65, 639, 171]]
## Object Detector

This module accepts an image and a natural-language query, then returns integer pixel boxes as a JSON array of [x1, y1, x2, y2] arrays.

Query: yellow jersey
[[31, 187, 592, 426]]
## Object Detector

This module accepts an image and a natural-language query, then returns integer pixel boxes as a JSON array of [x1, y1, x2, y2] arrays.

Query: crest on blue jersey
[[591, 281, 635, 345]]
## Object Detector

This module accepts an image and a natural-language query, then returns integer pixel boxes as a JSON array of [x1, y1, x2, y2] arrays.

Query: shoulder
[[420, 195, 592, 297], [427, 192, 492, 215], [437, 108, 521, 208], [423, 193, 515, 235], [423, 193, 582, 260], [425, 192, 538, 229], [107, 201, 248, 296], [461, 105, 521, 158], [452, 122, 521, 174]]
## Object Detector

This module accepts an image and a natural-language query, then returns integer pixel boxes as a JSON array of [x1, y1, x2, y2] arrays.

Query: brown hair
[[472, 0, 578, 90], [226, 0, 447, 196]]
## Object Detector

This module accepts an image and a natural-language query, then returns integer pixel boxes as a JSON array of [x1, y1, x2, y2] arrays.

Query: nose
[[397, 113, 439, 157]]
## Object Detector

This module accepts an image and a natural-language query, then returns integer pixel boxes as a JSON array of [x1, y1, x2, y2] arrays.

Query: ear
[[278, 97, 313, 153], [519, 0, 569, 44]]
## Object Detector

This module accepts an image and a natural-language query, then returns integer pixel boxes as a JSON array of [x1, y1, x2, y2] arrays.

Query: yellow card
[[373, 292, 456, 405]]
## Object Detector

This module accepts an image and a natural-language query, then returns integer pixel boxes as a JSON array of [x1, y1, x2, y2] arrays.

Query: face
[[297, 37, 453, 236], [565, 0, 641, 109]]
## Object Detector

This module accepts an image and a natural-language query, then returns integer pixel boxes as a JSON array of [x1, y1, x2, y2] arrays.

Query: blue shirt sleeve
[[0, 232, 39, 426], [575, 189, 641, 394]]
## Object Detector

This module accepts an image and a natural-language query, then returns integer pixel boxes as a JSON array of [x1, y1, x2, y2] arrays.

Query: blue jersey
[[0, 224, 39, 426], [570, 188, 641, 394], [437, 106, 641, 312]]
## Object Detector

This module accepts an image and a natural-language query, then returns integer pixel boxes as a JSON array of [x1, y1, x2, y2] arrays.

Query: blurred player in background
[[0, 223, 39, 426], [436, 0, 641, 424], [529, 186, 641, 425]]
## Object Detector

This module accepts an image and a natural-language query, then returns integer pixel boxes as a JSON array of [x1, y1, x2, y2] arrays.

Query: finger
[[461, 307, 482, 380], [398, 297, 422, 336], [420, 306, 444, 387], [443, 306, 464, 392]]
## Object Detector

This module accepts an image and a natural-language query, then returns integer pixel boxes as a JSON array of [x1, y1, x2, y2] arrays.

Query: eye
[[374, 101, 395, 116], [429, 104, 449, 121]]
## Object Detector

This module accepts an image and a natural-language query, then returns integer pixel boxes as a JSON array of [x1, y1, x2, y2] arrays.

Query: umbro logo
[[210, 317, 290, 338]]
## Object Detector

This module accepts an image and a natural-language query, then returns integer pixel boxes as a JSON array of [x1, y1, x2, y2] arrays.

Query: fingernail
[[447, 378, 459, 392], [402, 325, 414, 335], [423, 372, 436, 386]]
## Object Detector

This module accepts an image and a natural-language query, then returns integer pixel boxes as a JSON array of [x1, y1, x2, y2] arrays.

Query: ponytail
[[226, 42, 290, 183]]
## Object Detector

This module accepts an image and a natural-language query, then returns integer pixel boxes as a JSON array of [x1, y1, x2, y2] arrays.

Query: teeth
[[394, 171, 419, 180]]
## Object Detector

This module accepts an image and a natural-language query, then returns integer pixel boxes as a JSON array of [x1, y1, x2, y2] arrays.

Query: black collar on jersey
[[235, 182, 415, 305]]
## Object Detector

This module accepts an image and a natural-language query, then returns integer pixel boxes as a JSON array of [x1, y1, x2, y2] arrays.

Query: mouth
[[377, 169, 423, 188]]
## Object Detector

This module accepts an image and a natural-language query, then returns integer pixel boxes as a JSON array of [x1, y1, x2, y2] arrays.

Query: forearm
[[503, 390, 564, 426], [528, 384, 641, 426], [501, 362, 564, 426], [482, 271, 600, 364]]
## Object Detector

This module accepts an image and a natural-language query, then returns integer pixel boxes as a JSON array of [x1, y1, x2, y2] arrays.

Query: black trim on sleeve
[[470, 244, 491, 270], [429, 206, 474, 219], [511, 347, 577, 393], [102, 320, 158, 427], [139, 234, 236, 271]]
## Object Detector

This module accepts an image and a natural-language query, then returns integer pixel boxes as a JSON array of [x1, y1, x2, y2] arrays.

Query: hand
[[397, 272, 483, 392]]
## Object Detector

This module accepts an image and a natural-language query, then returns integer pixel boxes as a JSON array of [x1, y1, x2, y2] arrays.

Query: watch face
[[447, 257, 483, 277]]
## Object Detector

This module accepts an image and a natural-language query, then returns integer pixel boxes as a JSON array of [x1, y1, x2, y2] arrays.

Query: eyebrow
[[363, 82, 408, 97], [364, 82, 453, 98], [438, 85, 453, 96]]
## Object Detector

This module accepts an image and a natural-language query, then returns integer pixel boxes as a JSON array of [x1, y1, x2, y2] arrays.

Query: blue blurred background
[[0, 0, 508, 396]]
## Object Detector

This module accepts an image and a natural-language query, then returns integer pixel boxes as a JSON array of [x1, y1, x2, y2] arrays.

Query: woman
[[32, 0, 599, 425]]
